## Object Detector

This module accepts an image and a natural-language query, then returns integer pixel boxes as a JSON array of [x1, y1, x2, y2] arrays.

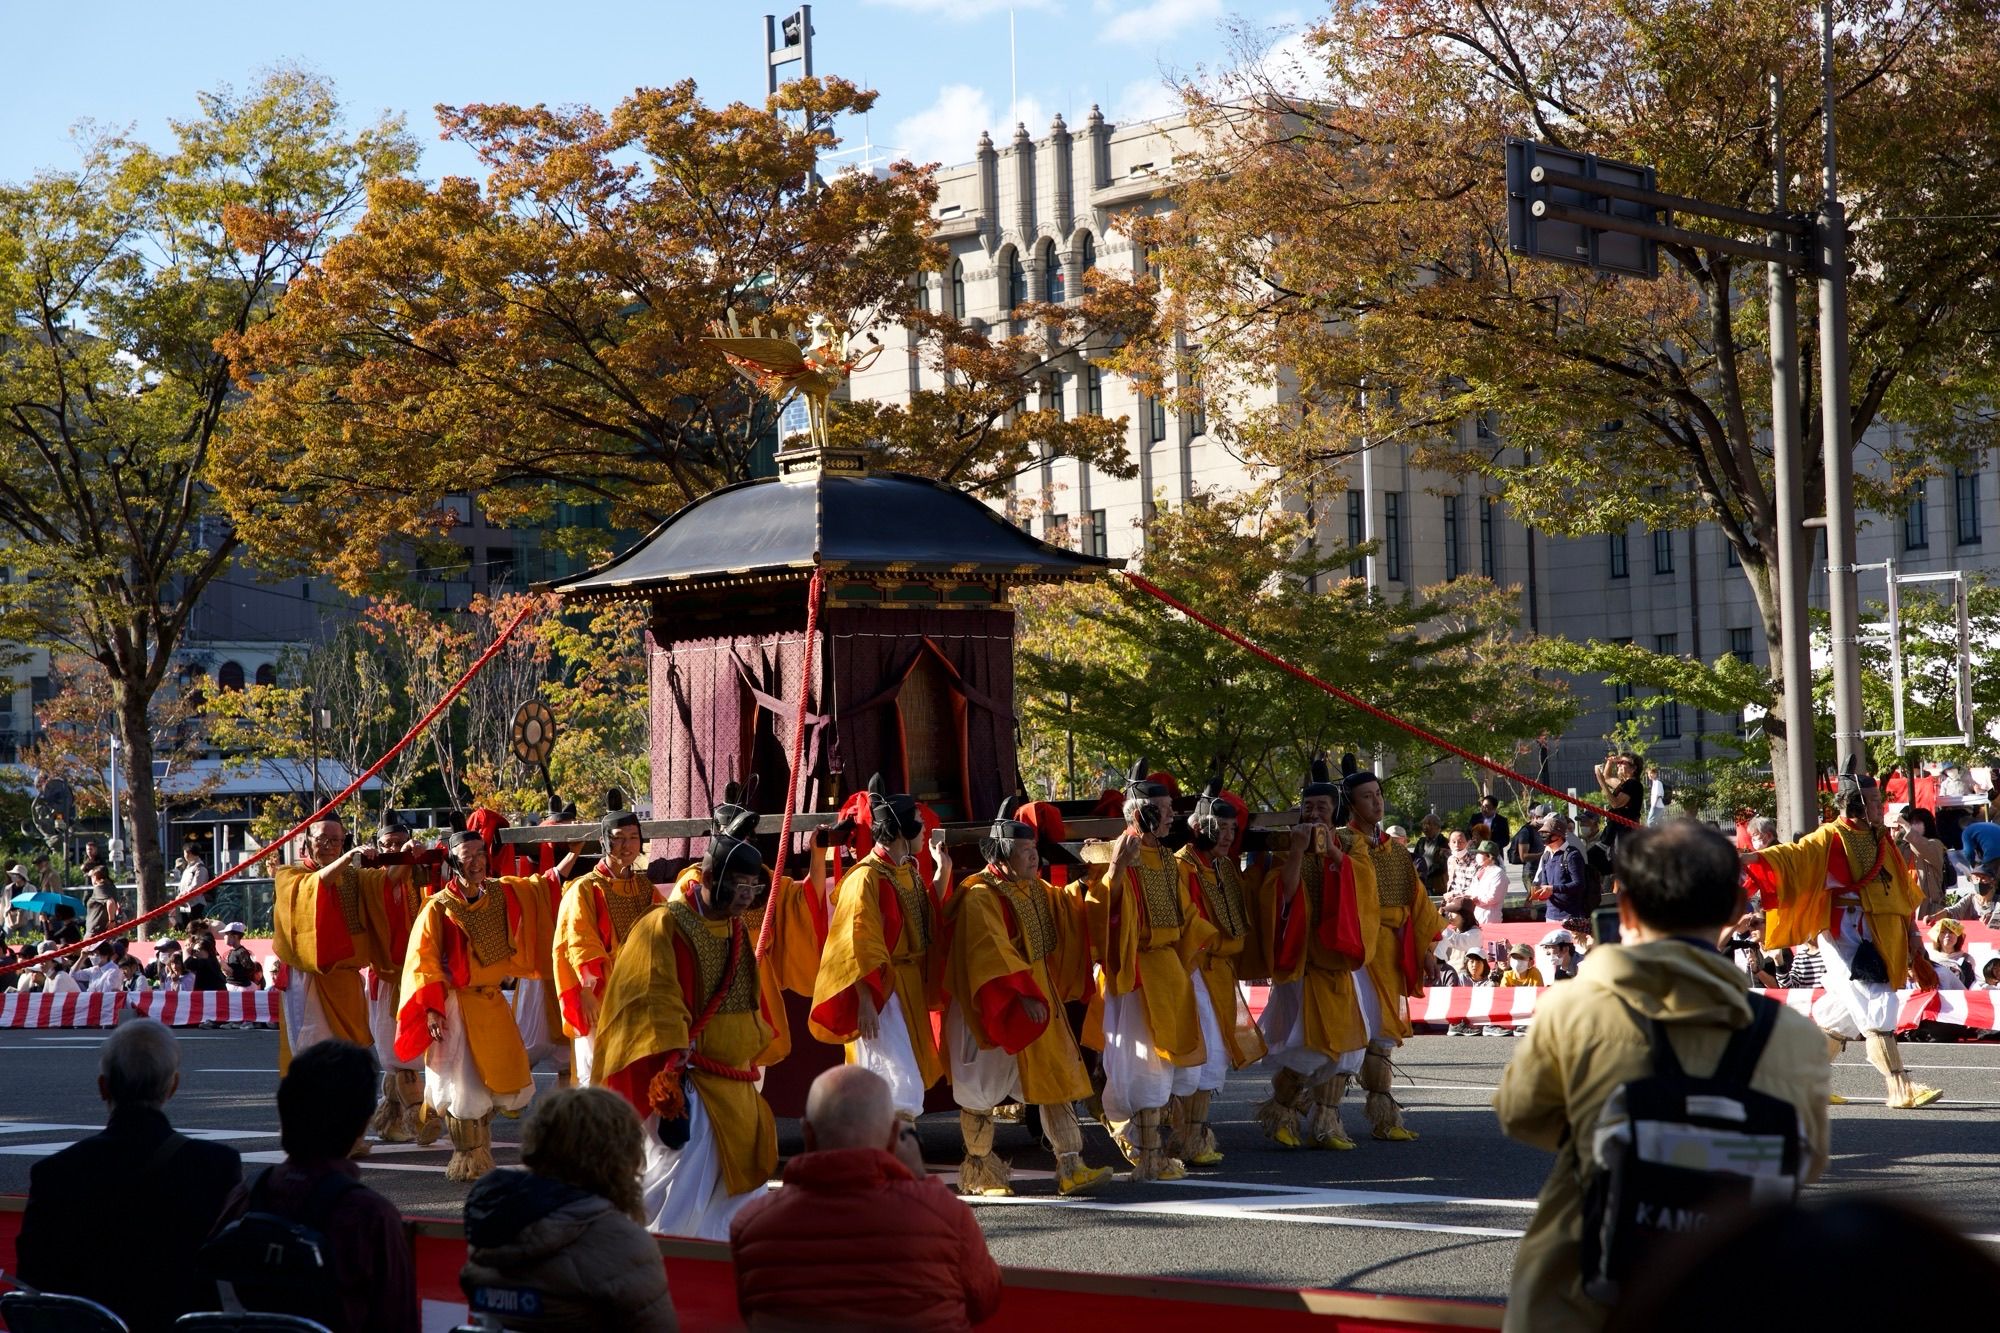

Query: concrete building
[[847, 110, 1999, 808]]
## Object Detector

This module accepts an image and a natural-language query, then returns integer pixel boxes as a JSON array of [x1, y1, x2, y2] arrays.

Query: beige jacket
[[1494, 938, 1830, 1333]]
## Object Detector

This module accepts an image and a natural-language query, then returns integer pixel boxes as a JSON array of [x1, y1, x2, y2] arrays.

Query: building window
[[1084, 366, 1103, 416], [1725, 539, 1741, 567], [1086, 509, 1108, 558], [1653, 527, 1674, 574], [1904, 484, 1929, 549], [1187, 390, 1206, 438], [951, 260, 966, 319], [1006, 249, 1027, 311], [217, 660, 245, 692], [485, 548, 517, 587], [1443, 496, 1462, 579], [1081, 233, 1096, 273], [1384, 492, 1404, 581], [1479, 497, 1496, 577], [1611, 636, 1634, 723], [255, 663, 277, 686], [1655, 634, 1681, 738], [1730, 627, 1754, 663], [1046, 376, 1064, 420], [1043, 241, 1064, 303], [1348, 491, 1366, 578], [1045, 512, 1067, 545], [1956, 468, 1980, 545], [1609, 532, 1628, 578], [1147, 396, 1167, 443], [916, 275, 930, 314]]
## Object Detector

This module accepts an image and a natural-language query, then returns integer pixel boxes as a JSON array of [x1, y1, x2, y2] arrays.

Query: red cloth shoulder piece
[[304, 863, 357, 969], [1318, 855, 1365, 967], [977, 971, 1046, 1054], [393, 979, 445, 1063]]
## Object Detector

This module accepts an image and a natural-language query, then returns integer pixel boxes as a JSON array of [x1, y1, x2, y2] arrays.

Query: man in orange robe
[[394, 830, 570, 1180], [940, 800, 1110, 1198], [1256, 760, 1375, 1151], [811, 781, 945, 1120], [1171, 777, 1266, 1166], [1085, 761, 1217, 1182], [594, 804, 786, 1238], [553, 809, 667, 1086]]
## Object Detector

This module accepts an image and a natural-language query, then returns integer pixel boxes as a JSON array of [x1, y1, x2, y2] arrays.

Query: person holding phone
[[1082, 759, 1217, 1182]]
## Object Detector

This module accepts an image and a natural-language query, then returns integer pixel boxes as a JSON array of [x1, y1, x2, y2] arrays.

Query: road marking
[[973, 1193, 1529, 1239]]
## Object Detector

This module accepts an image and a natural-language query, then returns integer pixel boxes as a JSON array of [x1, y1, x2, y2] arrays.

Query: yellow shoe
[[1829, 1092, 1850, 1106], [1373, 1125, 1420, 1143], [1311, 1132, 1357, 1151], [979, 1185, 1016, 1197], [1890, 1083, 1944, 1109], [1156, 1156, 1188, 1181], [1057, 1163, 1113, 1196], [1188, 1148, 1225, 1167], [1272, 1125, 1302, 1149]]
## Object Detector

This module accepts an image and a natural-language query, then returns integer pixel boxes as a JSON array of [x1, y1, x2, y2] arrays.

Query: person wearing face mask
[[1170, 776, 1267, 1167], [1081, 759, 1217, 1182], [810, 776, 947, 1124], [938, 798, 1107, 1198], [593, 800, 787, 1240], [394, 829, 574, 1181], [1254, 758, 1372, 1153]]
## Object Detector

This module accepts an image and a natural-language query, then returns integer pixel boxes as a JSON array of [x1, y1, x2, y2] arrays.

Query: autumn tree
[[1146, 0, 2000, 825], [0, 71, 413, 925], [22, 656, 216, 832], [1013, 491, 1576, 813], [215, 77, 1158, 586]]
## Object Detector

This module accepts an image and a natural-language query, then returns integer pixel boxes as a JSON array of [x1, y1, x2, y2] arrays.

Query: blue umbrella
[[10, 891, 85, 915]]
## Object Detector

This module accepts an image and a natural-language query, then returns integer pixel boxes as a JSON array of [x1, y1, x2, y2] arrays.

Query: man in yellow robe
[[1084, 761, 1218, 1182], [364, 819, 445, 1144], [273, 815, 421, 1142], [394, 830, 569, 1180], [593, 806, 783, 1239], [938, 802, 1111, 1198], [1343, 761, 1442, 1142], [1171, 777, 1267, 1167], [1256, 759, 1377, 1151], [1743, 771, 1943, 1109], [810, 780, 944, 1120], [553, 809, 668, 1086]]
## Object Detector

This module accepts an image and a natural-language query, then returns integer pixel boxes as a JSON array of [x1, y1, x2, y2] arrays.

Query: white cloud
[[1111, 76, 1185, 125], [1100, 0, 1222, 46], [865, 0, 1053, 19], [1250, 25, 1335, 98], [891, 84, 1051, 168]]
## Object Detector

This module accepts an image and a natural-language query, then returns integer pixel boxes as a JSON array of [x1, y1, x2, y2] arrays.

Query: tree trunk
[[116, 683, 165, 941]]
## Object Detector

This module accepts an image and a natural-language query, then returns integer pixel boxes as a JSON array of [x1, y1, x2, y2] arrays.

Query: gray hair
[[1749, 816, 1777, 839], [1122, 796, 1150, 824], [101, 1017, 179, 1109]]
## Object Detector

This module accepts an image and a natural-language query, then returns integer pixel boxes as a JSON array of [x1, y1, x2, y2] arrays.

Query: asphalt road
[[3, 1028, 1997, 1310]]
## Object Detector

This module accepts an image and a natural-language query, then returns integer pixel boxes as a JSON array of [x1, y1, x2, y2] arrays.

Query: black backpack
[[199, 1165, 360, 1327], [1579, 995, 1803, 1304]]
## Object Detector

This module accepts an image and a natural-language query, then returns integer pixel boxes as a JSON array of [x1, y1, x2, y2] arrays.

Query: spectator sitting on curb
[[731, 1065, 1002, 1333], [16, 1017, 246, 1332], [1539, 930, 1580, 982], [1494, 819, 1830, 1333], [460, 1086, 678, 1333], [1501, 943, 1544, 988]]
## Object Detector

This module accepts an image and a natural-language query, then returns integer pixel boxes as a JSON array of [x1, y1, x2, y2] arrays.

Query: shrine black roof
[[546, 465, 1120, 601]]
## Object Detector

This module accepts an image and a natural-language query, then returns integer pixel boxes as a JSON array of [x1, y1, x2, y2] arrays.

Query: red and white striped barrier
[[1401, 986, 1995, 1033], [0, 990, 279, 1029]]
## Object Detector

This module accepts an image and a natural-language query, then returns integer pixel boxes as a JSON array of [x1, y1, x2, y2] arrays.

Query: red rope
[[1120, 571, 1638, 829], [2, 599, 544, 976], [758, 569, 824, 959]]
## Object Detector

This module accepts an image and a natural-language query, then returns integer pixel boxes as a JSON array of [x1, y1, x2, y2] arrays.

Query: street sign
[[1505, 138, 1662, 280]]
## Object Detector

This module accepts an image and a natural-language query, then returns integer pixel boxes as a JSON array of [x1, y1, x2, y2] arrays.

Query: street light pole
[[1818, 0, 1865, 777], [1768, 75, 1818, 838]]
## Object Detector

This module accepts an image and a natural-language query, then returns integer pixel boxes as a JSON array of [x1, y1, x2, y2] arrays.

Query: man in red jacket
[[730, 1066, 1003, 1332]]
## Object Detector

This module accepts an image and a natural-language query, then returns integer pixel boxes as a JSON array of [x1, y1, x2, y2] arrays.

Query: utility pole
[[1817, 0, 1865, 777], [1768, 74, 1818, 837]]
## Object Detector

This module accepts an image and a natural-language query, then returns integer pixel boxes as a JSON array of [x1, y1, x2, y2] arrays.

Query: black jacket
[[16, 1105, 246, 1333]]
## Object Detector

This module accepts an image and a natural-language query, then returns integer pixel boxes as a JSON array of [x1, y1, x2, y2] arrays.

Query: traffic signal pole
[[1817, 0, 1866, 779]]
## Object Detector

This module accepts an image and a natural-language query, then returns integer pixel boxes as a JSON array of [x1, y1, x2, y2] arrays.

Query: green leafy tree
[[1014, 490, 1576, 812], [0, 70, 417, 925]]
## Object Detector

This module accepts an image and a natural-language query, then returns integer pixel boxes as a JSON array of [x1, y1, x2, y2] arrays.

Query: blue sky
[[0, 0, 1312, 186]]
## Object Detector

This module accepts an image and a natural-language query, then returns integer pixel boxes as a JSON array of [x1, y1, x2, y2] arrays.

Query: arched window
[[951, 259, 966, 319], [254, 663, 276, 687], [1043, 241, 1064, 303], [1080, 232, 1096, 273], [1005, 249, 1026, 311], [217, 660, 245, 692]]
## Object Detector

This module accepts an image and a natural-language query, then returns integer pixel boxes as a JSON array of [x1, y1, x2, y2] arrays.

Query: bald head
[[802, 1064, 894, 1153]]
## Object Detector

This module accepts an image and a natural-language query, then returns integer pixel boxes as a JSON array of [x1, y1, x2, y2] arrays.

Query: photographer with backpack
[[202, 1040, 418, 1333], [1494, 819, 1830, 1333]]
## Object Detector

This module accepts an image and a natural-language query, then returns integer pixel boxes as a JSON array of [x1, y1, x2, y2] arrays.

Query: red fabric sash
[[1318, 854, 1366, 969]]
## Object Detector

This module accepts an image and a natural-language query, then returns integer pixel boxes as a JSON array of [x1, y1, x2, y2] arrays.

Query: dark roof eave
[[553, 562, 1121, 603]]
